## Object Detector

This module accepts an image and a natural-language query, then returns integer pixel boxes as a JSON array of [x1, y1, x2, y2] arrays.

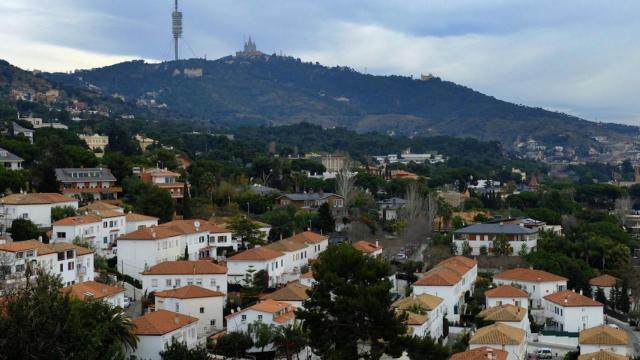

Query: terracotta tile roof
[[155, 285, 225, 299], [53, 214, 101, 226], [0, 240, 93, 256], [391, 293, 444, 312], [226, 299, 296, 322], [478, 304, 527, 322], [89, 209, 124, 218], [261, 282, 310, 302], [132, 310, 198, 336], [142, 260, 227, 275], [287, 231, 328, 245], [589, 274, 619, 287], [160, 219, 215, 234], [414, 268, 461, 286], [228, 246, 284, 261], [274, 310, 296, 323], [579, 325, 629, 345], [0, 193, 77, 205], [62, 281, 124, 301], [125, 212, 158, 222], [494, 268, 567, 283], [404, 311, 428, 326], [450, 347, 509, 360], [352, 240, 381, 253], [438, 255, 477, 269], [78, 201, 122, 212], [469, 323, 525, 345], [118, 226, 181, 240], [436, 261, 471, 277], [577, 351, 629, 360], [485, 285, 529, 298], [265, 238, 309, 252], [544, 290, 603, 307]]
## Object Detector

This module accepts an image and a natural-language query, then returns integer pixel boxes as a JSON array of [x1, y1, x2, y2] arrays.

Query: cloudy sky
[[1, 0, 639, 126]]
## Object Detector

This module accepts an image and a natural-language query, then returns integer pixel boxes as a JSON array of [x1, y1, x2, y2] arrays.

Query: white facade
[[0, 200, 78, 229], [487, 295, 529, 309], [494, 279, 567, 309], [581, 343, 631, 357], [155, 294, 224, 336], [227, 257, 287, 287], [117, 234, 184, 280], [142, 272, 227, 295], [52, 213, 126, 254], [131, 318, 198, 360], [125, 217, 158, 233], [543, 298, 603, 333]]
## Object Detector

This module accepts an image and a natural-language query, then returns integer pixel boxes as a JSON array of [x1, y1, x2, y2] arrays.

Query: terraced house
[[453, 223, 538, 256]]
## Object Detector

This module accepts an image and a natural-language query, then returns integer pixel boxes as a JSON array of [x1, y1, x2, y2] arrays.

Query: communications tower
[[171, 0, 183, 60]]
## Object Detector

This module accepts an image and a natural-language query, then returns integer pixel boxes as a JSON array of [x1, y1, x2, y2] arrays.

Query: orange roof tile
[[132, 310, 198, 335], [160, 219, 216, 234], [287, 231, 328, 245], [579, 325, 629, 345], [414, 268, 461, 286], [478, 304, 527, 322], [118, 226, 181, 240], [260, 282, 310, 302], [544, 290, 603, 307], [0, 240, 93, 256], [0, 193, 77, 205], [78, 201, 122, 212], [352, 240, 381, 254], [228, 246, 284, 261], [125, 212, 159, 222], [577, 350, 628, 360], [450, 347, 509, 360], [495, 268, 567, 282], [53, 214, 101, 226], [62, 281, 124, 301], [142, 260, 227, 275], [438, 255, 477, 269], [90, 209, 124, 219], [266, 239, 308, 252], [485, 285, 529, 298], [155, 285, 225, 299], [469, 323, 525, 345], [589, 274, 619, 287]]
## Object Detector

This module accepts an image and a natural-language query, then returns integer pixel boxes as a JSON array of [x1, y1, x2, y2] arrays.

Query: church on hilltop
[[235, 36, 264, 57]]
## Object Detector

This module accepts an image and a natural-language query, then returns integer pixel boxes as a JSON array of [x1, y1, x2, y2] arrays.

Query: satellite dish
[[194, 220, 201, 228]]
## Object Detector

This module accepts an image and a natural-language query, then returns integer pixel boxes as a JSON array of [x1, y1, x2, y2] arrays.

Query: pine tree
[[595, 287, 607, 307], [316, 202, 335, 234], [616, 280, 630, 313]]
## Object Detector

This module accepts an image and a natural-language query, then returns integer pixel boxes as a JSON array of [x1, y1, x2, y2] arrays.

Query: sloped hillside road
[[607, 316, 640, 355]]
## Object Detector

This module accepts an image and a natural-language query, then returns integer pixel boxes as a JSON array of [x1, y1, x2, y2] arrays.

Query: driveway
[[607, 316, 640, 356]]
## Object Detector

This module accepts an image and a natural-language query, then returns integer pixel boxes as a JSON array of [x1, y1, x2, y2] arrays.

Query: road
[[607, 315, 640, 356], [123, 282, 143, 317]]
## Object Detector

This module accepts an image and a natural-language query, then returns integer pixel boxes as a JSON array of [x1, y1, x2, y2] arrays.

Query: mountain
[[14, 56, 640, 147]]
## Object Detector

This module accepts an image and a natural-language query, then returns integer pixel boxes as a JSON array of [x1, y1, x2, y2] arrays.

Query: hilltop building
[[235, 36, 264, 57], [78, 134, 109, 157], [54, 167, 121, 202]]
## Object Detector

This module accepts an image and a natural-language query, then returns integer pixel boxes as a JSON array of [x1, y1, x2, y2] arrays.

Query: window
[[16, 252, 23, 259], [15, 264, 25, 272], [200, 307, 205, 314], [58, 252, 65, 261], [196, 278, 202, 285], [210, 279, 216, 287], [103, 237, 108, 244], [152, 279, 158, 287], [103, 222, 108, 228], [68, 262, 74, 270], [175, 303, 180, 312], [241, 315, 247, 322], [258, 315, 263, 321], [25, 250, 34, 258], [210, 320, 216, 326], [59, 263, 63, 272], [56, 232, 66, 239], [175, 279, 181, 286], [187, 278, 193, 285], [166, 279, 172, 287]]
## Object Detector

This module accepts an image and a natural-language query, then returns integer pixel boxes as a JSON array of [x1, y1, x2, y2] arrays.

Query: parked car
[[123, 297, 131, 308], [535, 348, 553, 359]]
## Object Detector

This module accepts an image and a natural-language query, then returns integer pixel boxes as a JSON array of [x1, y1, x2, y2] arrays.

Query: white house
[[209, 218, 270, 247], [579, 325, 632, 357], [352, 240, 383, 257], [0, 239, 94, 288], [141, 260, 227, 295], [205, 223, 235, 255], [158, 220, 214, 260], [0, 192, 78, 230], [391, 293, 446, 340], [286, 231, 329, 260], [469, 323, 527, 360], [225, 299, 297, 353], [453, 223, 538, 256], [478, 304, 531, 334], [589, 274, 620, 302], [130, 310, 199, 360], [543, 290, 604, 333], [117, 226, 184, 280], [0, 147, 23, 170], [52, 210, 126, 255], [125, 212, 159, 233], [155, 285, 225, 336], [265, 238, 310, 275], [485, 285, 529, 309], [577, 350, 630, 360], [494, 268, 567, 309], [62, 281, 125, 308], [260, 281, 310, 308], [412, 256, 477, 322], [227, 246, 287, 287]]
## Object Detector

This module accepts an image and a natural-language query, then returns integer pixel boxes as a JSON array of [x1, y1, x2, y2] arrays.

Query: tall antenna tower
[[171, 0, 183, 61]]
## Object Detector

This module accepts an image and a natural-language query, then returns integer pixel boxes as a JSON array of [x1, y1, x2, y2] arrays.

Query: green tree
[[403, 335, 450, 360], [617, 279, 630, 313], [160, 340, 209, 360], [462, 240, 472, 256], [492, 235, 512, 256], [214, 332, 253, 359], [272, 322, 308, 360], [0, 167, 27, 193], [51, 205, 77, 222], [249, 322, 275, 353], [316, 202, 335, 234], [9, 218, 40, 241], [296, 243, 406, 359], [227, 215, 264, 248]]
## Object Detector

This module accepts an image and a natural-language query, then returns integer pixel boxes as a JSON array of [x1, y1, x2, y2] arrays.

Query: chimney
[[375, 240, 379, 248], [579, 289, 583, 296]]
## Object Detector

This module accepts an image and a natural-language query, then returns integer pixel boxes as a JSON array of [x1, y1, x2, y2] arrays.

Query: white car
[[535, 348, 553, 359], [123, 297, 131, 308]]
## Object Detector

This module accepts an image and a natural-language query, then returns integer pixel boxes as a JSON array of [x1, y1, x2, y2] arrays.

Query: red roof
[[495, 268, 567, 283], [155, 285, 225, 299], [450, 347, 509, 360], [485, 285, 529, 298], [544, 290, 603, 307], [132, 310, 198, 335], [589, 274, 619, 287], [287, 231, 328, 245], [61, 281, 124, 301], [228, 246, 284, 261], [142, 260, 227, 275], [118, 226, 181, 241], [53, 214, 101, 226], [414, 268, 461, 286], [352, 240, 381, 253]]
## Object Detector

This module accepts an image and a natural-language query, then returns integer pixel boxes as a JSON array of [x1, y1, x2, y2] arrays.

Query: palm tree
[[272, 322, 308, 360], [98, 305, 139, 357]]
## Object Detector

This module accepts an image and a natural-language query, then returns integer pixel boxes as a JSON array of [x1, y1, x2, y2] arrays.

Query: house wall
[[131, 323, 198, 360], [454, 238, 537, 256], [486, 296, 529, 309], [580, 344, 631, 357], [3, 201, 77, 228], [142, 273, 227, 295], [227, 256, 287, 287], [494, 279, 567, 309], [155, 296, 224, 336], [117, 235, 183, 280], [543, 300, 603, 333], [412, 285, 461, 322], [125, 219, 158, 233]]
